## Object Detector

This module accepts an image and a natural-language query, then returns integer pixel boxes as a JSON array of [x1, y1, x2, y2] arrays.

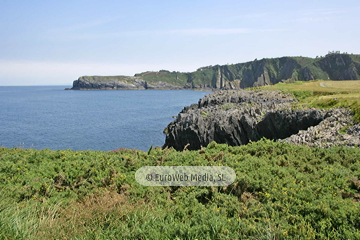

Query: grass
[[259, 80, 360, 93], [135, 71, 189, 86], [248, 80, 360, 123], [321, 81, 360, 90], [201, 111, 209, 117], [1, 140, 360, 239], [81, 75, 136, 83]]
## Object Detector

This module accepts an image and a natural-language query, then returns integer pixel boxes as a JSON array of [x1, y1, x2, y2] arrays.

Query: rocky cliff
[[69, 75, 184, 90], [163, 90, 360, 150], [67, 53, 360, 90]]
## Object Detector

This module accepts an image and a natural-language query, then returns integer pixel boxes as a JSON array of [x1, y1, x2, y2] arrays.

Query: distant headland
[[66, 52, 360, 90]]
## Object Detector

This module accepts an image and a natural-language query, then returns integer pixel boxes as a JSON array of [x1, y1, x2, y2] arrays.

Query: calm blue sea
[[0, 86, 211, 151]]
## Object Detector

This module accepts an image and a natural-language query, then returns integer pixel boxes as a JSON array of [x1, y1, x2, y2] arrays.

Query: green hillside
[[134, 70, 189, 87], [132, 53, 360, 89]]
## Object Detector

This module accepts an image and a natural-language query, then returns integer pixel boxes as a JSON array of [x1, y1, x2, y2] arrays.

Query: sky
[[0, 0, 359, 86]]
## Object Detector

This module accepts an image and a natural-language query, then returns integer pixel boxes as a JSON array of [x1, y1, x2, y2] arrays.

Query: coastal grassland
[[249, 80, 360, 123], [258, 80, 360, 93], [135, 71, 188, 86], [82, 76, 136, 83], [1, 140, 360, 239]]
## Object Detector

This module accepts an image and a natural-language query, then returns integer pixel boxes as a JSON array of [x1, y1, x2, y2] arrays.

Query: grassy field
[[320, 81, 360, 91], [1, 80, 360, 239], [250, 80, 360, 123], [259, 80, 360, 93]]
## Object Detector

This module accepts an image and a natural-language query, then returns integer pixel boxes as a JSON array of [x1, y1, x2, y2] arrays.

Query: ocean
[[0, 86, 211, 151]]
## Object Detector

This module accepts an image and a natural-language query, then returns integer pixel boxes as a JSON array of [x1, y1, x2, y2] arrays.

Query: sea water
[[0, 86, 211, 151]]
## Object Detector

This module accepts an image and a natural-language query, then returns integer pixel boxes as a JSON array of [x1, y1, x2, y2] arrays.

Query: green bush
[[291, 90, 314, 100], [0, 140, 360, 239]]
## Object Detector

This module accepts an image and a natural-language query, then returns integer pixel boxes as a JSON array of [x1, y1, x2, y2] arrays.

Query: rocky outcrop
[[163, 90, 360, 150], [70, 76, 148, 90], [282, 109, 360, 148], [317, 54, 360, 80], [67, 53, 360, 90], [69, 76, 184, 90]]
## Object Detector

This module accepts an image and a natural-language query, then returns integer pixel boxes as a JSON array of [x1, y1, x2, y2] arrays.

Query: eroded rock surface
[[282, 109, 360, 148], [163, 90, 360, 150]]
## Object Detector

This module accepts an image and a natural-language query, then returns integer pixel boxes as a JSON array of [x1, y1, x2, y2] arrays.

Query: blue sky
[[1, 0, 359, 85]]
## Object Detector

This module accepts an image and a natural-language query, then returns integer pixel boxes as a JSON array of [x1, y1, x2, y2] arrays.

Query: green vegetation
[[201, 111, 209, 117], [82, 53, 360, 89], [81, 75, 136, 83], [339, 124, 351, 134], [3, 78, 360, 239], [1, 140, 360, 239], [252, 80, 360, 123], [135, 71, 188, 87], [191, 53, 360, 87], [259, 80, 360, 93], [220, 103, 238, 110]]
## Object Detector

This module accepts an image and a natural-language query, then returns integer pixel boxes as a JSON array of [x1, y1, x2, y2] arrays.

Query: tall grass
[[1, 140, 360, 239]]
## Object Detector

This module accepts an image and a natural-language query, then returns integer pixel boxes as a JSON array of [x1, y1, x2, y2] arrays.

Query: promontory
[[66, 52, 360, 90]]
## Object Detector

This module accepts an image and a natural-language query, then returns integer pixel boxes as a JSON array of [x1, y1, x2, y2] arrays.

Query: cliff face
[[163, 90, 360, 150], [68, 53, 360, 90], [317, 54, 360, 80]]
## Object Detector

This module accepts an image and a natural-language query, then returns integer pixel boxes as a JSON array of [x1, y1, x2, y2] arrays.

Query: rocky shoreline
[[163, 90, 360, 150]]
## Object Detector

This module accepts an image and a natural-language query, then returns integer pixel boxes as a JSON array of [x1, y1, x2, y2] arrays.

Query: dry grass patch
[[262, 80, 360, 93], [322, 80, 360, 91], [35, 190, 147, 239], [319, 93, 360, 100]]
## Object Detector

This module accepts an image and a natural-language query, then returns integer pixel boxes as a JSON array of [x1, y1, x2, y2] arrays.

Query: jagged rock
[[163, 90, 360, 150], [347, 124, 360, 136], [282, 109, 360, 148]]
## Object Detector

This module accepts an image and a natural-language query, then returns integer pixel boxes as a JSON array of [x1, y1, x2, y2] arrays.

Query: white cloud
[[135, 27, 285, 37], [289, 16, 331, 23], [318, 10, 346, 15], [159, 28, 254, 36], [49, 27, 285, 41], [232, 8, 347, 24], [234, 12, 276, 20], [288, 8, 347, 23], [51, 16, 122, 33], [43, 16, 124, 41]]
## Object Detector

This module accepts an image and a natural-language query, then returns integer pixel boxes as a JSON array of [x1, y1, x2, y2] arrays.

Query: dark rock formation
[[163, 90, 360, 150], [317, 54, 360, 80]]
